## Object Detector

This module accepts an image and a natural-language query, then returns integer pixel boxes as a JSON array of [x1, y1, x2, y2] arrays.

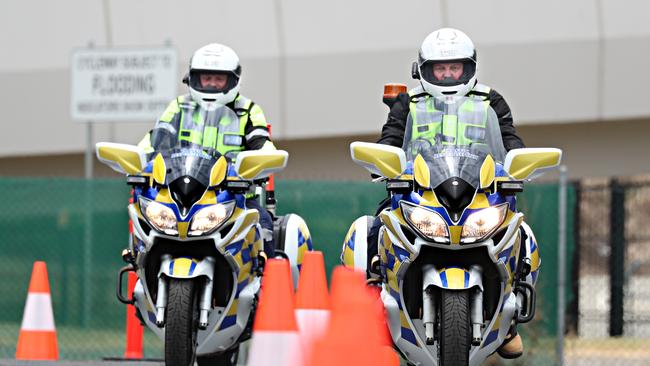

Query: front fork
[[155, 255, 216, 330], [422, 265, 485, 345]]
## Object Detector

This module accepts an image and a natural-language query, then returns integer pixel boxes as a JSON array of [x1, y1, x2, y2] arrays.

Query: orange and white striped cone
[[307, 266, 399, 366], [295, 251, 330, 362], [16, 261, 58, 360], [247, 259, 303, 366]]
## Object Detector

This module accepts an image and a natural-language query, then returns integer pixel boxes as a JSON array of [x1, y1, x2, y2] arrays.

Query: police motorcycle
[[341, 96, 561, 365], [96, 106, 312, 366]]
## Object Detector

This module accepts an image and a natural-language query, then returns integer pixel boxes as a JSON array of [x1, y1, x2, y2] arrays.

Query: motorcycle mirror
[[350, 141, 406, 179], [503, 148, 562, 180], [234, 150, 289, 180], [96, 142, 147, 175]]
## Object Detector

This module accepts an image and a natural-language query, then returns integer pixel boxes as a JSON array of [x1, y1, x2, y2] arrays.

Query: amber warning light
[[383, 83, 407, 108]]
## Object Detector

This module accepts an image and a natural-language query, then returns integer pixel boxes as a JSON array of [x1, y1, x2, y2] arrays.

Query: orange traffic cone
[[367, 285, 393, 347], [247, 259, 303, 366], [295, 251, 330, 361], [16, 261, 58, 360], [308, 266, 399, 366]]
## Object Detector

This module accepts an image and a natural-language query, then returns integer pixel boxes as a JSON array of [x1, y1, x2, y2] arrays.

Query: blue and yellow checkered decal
[[341, 225, 356, 266], [296, 221, 313, 270], [217, 224, 262, 331]]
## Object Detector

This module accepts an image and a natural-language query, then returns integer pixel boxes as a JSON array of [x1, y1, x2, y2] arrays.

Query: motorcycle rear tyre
[[165, 279, 199, 366], [439, 290, 471, 366]]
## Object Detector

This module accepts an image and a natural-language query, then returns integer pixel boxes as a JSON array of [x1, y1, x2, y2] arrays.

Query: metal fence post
[[557, 165, 567, 366], [568, 181, 581, 334], [609, 179, 625, 336]]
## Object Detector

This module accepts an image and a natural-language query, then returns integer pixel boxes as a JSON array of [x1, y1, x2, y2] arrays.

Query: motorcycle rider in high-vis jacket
[[367, 28, 536, 359], [138, 43, 277, 256]]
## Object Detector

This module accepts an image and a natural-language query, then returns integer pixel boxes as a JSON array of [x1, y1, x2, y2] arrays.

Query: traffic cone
[[247, 259, 303, 366], [16, 261, 58, 360], [124, 271, 143, 359], [295, 251, 330, 362], [123, 195, 143, 359], [367, 285, 393, 347], [307, 266, 399, 366]]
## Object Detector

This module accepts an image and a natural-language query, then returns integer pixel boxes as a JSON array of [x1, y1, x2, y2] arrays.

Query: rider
[[369, 28, 531, 359], [138, 43, 277, 256]]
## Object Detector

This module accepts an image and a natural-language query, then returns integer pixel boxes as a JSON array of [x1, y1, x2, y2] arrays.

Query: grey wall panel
[[281, 49, 416, 139], [602, 0, 650, 38], [446, 0, 598, 44], [3, 0, 650, 159], [602, 36, 650, 119], [0, 69, 84, 155], [108, 0, 281, 60], [479, 40, 600, 124], [0, 0, 105, 71], [280, 0, 443, 56]]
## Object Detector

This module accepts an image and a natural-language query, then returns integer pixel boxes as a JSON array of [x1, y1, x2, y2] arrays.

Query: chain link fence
[[0, 177, 648, 364], [562, 177, 650, 365]]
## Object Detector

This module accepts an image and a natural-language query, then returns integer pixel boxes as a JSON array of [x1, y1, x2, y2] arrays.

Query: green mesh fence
[[0, 178, 574, 362]]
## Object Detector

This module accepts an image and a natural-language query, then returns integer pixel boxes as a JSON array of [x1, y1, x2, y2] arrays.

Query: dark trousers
[[245, 198, 275, 256]]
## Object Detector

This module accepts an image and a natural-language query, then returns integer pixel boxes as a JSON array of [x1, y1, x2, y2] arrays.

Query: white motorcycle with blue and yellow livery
[[96, 106, 312, 366], [342, 96, 561, 365]]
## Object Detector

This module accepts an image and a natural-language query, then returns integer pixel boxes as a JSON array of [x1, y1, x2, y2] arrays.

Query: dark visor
[[189, 70, 239, 93], [420, 59, 476, 87]]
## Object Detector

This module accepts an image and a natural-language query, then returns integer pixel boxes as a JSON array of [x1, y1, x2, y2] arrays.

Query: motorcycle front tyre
[[439, 290, 471, 366], [165, 278, 199, 366]]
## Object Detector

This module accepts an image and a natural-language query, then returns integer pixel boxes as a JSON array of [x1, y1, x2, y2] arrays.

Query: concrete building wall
[[1, 0, 649, 178]]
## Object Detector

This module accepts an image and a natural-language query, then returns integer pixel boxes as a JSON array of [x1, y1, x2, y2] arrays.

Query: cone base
[[16, 330, 58, 360], [247, 331, 302, 366]]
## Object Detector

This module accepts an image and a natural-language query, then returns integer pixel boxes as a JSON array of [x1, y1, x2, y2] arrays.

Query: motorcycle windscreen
[[402, 96, 506, 190], [149, 104, 240, 161], [161, 148, 220, 187]]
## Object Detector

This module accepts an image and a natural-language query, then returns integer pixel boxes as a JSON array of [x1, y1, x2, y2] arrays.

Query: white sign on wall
[[71, 47, 178, 122]]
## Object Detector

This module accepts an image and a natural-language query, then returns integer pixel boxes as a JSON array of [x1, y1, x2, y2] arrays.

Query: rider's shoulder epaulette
[[178, 94, 197, 109], [408, 86, 428, 103], [232, 94, 253, 117], [467, 83, 492, 100]]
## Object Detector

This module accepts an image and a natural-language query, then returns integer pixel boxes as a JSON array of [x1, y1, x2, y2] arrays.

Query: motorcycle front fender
[[158, 256, 215, 280], [422, 265, 483, 291]]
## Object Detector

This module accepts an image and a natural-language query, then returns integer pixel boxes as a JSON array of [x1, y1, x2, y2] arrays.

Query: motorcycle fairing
[[376, 192, 525, 364], [279, 214, 314, 286], [127, 202, 263, 346], [421, 265, 483, 290], [160, 257, 206, 278], [341, 216, 374, 271]]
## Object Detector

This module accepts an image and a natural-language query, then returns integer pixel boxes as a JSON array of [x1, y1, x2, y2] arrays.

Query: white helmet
[[414, 28, 478, 101], [187, 43, 241, 110]]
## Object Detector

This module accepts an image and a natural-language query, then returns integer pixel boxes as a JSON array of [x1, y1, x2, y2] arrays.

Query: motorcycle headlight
[[400, 202, 449, 242], [189, 201, 235, 236], [461, 203, 508, 243], [139, 197, 178, 235]]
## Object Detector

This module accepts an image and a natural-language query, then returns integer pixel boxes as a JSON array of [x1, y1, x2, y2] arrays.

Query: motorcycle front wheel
[[439, 290, 471, 366], [165, 278, 199, 366]]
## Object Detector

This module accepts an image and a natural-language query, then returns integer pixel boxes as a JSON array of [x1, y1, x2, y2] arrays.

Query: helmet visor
[[189, 70, 239, 94], [420, 59, 476, 87]]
